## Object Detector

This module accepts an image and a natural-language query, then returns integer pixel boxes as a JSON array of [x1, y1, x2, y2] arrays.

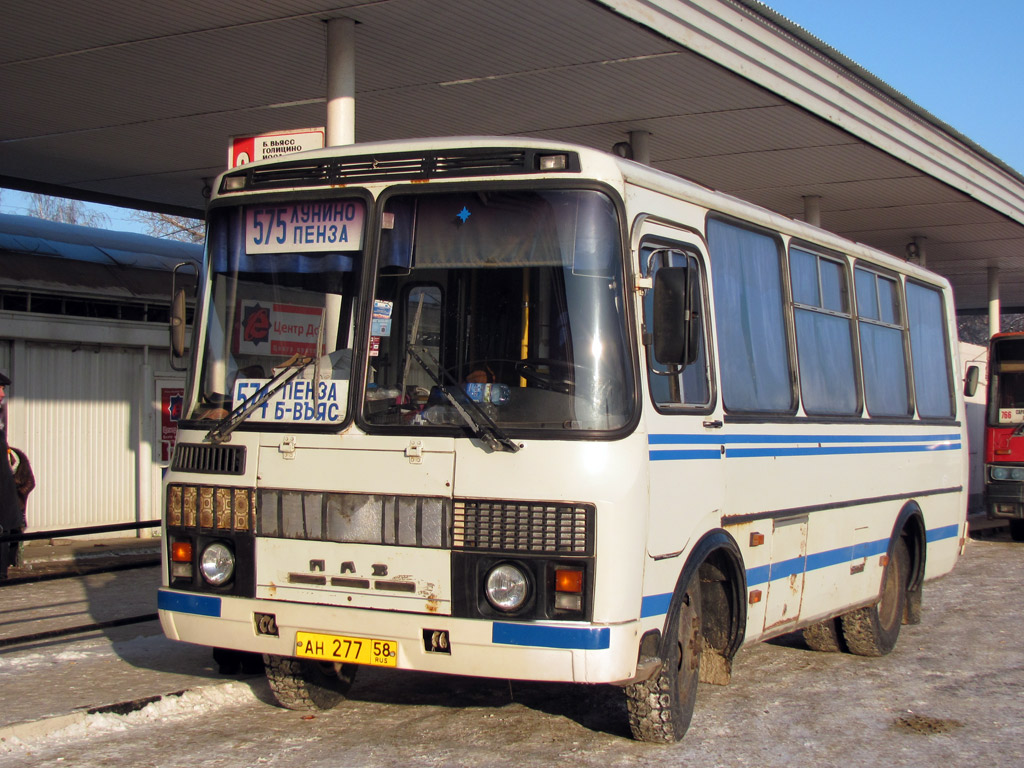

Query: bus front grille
[[256, 490, 452, 549], [453, 499, 594, 555], [171, 443, 246, 475]]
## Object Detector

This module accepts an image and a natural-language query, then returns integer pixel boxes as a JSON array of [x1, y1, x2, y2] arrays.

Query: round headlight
[[993, 466, 1012, 481], [484, 563, 529, 612], [1012, 468, 1024, 482], [200, 542, 235, 586]]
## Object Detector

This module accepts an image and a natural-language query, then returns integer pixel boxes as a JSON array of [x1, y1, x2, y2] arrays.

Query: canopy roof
[[2, 0, 1021, 310]]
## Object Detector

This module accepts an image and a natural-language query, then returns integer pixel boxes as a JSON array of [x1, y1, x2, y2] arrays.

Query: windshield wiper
[[406, 346, 520, 453], [206, 354, 313, 444]]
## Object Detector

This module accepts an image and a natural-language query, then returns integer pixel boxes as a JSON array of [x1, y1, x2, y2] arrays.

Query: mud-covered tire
[[1009, 520, 1024, 542], [841, 538, 909, 657], [263, 654, 357, 711], [625, 572, 702, 743], [802, 617, 843, 653]]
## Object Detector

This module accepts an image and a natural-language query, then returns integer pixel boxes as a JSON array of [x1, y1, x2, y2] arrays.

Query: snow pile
[[1, 682, 257, 754]]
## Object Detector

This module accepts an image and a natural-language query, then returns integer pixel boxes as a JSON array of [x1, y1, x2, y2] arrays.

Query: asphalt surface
[[1, 522, 1022, 766]]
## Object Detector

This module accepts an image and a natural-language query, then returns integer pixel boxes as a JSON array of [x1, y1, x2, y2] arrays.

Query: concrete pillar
[[989, 265, 1001, 338], [629, 130, 651, 165], [326, 18, 356, 147], [802, 195, 821, 228]]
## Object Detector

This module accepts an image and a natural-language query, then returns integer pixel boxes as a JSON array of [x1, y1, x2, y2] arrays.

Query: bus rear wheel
[[840, 538, 909, 657], [263, 654, 358, 710], [625, 572, 702, 742], [802, 617, 843, 653]]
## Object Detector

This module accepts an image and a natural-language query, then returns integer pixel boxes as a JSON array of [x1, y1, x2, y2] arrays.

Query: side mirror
[[169, 261, 198, 371], [964, 364, 980, 398], [652, 266, 700, 367], [170, 287, 187, 358]]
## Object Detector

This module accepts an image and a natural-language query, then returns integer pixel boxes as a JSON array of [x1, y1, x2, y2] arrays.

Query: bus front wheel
[[840, 538, 909, 657], [263, 654, 358, 710], [1009, 520, 1024, 542], [625, 572, 702, 742]]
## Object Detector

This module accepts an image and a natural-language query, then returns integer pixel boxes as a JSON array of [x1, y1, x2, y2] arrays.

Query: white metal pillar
[[912, 235, 927, 268], [802, 195, 821, 227], [629, 130, 651, 165], [989, 265, 1001, 338], [326, 18, 356, 147]]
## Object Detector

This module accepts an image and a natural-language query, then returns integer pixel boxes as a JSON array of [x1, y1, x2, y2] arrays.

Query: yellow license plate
[[294, 631, 398, 667]]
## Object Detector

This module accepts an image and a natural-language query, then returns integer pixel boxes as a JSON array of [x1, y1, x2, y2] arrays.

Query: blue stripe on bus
[[649, 435, 960, 461], [640, 592, 673, 618], [648, 433, 963, 445], [492, 622, 610, 650], [927, 523, 960, 543], [157, 589, 222, 617], [648, 449, 723, 461], [640, 523, 961, 618], [727, 443, 959, 459]]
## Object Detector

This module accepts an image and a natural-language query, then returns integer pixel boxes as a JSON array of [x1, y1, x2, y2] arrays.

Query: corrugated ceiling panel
[[666, 143, 913, 192], [1, 0, 363, 64], [738, 176, 969, 216]]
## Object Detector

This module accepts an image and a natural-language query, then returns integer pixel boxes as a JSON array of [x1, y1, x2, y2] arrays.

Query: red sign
[[229, 128, 325, 168], [161, 387, 184, 462]]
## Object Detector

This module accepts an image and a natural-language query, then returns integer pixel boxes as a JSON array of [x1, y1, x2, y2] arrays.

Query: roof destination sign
[[229, 128, 325, 168]]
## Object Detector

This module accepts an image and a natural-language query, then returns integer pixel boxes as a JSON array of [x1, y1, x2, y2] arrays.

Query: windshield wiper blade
[[405, 347, 519, 453], [438, 384, 520, 453], [206, 354, 313, 444]]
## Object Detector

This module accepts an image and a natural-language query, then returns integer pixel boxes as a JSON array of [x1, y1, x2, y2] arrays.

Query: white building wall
[[1, 312, 181, 536]]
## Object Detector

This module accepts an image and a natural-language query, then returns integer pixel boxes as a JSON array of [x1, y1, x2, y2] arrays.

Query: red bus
[[986, 331, 1024, 540]]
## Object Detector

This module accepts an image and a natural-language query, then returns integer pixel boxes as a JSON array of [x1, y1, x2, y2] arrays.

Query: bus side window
[[905, 281, 955, 419], [854, 267, 911, 417], [707, 218, 793, 413], [641, 242, 711, 408], [789, 246, 859, 416]]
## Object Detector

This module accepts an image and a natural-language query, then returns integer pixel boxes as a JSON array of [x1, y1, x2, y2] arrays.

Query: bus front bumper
[[986, 480, 1024, 520], [158, 589, 643, 685]]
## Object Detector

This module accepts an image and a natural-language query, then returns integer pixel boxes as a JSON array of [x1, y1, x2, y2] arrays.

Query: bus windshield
[[364, 188, 634, 434], [990, 335, 1024, 425], [190, 199, 366, 425]]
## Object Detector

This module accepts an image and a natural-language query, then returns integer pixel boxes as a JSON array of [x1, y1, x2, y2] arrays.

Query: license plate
[[294, 631, 398, 667]]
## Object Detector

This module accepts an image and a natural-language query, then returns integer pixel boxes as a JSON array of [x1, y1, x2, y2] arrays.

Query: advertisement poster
[[235, 300, 323, 357], [160, 387, 184, 462]]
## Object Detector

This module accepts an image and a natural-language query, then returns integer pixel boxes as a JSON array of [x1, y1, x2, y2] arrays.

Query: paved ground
[[5, 535, 160, 581], [0, 522, 1022, 766]]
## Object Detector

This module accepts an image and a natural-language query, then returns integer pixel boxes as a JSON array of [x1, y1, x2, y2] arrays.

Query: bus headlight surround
[[200, 541, 235, 586], [484, 563, 530, 612]]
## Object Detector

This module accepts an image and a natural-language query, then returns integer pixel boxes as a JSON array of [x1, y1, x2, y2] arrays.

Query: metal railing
[[0, 520, 160, 544]]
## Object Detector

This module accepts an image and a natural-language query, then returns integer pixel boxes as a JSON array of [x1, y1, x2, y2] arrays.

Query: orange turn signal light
[[171, 540, 193, 563], [554, 568, 584, 593]]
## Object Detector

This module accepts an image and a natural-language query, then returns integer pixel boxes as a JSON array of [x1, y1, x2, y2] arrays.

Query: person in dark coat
[[0, 371, 29, 578]]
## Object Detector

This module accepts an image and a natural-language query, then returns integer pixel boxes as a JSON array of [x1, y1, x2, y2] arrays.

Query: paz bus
[[984, 331, 1024, 541], [159, 137, 969, 742]]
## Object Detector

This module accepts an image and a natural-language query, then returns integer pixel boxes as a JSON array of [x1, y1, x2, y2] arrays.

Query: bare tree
[[130, 210, 204, 243], [28, 193, 110, 228]]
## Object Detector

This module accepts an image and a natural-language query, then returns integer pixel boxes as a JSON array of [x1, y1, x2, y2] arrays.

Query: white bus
[[159, 137, 968, 742]]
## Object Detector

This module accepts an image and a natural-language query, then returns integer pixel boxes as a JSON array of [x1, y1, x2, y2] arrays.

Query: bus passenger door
[[762, 514, 808, 632], [638, 223, 722, 557]]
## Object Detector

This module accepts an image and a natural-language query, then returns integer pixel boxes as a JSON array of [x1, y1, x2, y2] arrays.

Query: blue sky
[[762, 0, 1024, 173]]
